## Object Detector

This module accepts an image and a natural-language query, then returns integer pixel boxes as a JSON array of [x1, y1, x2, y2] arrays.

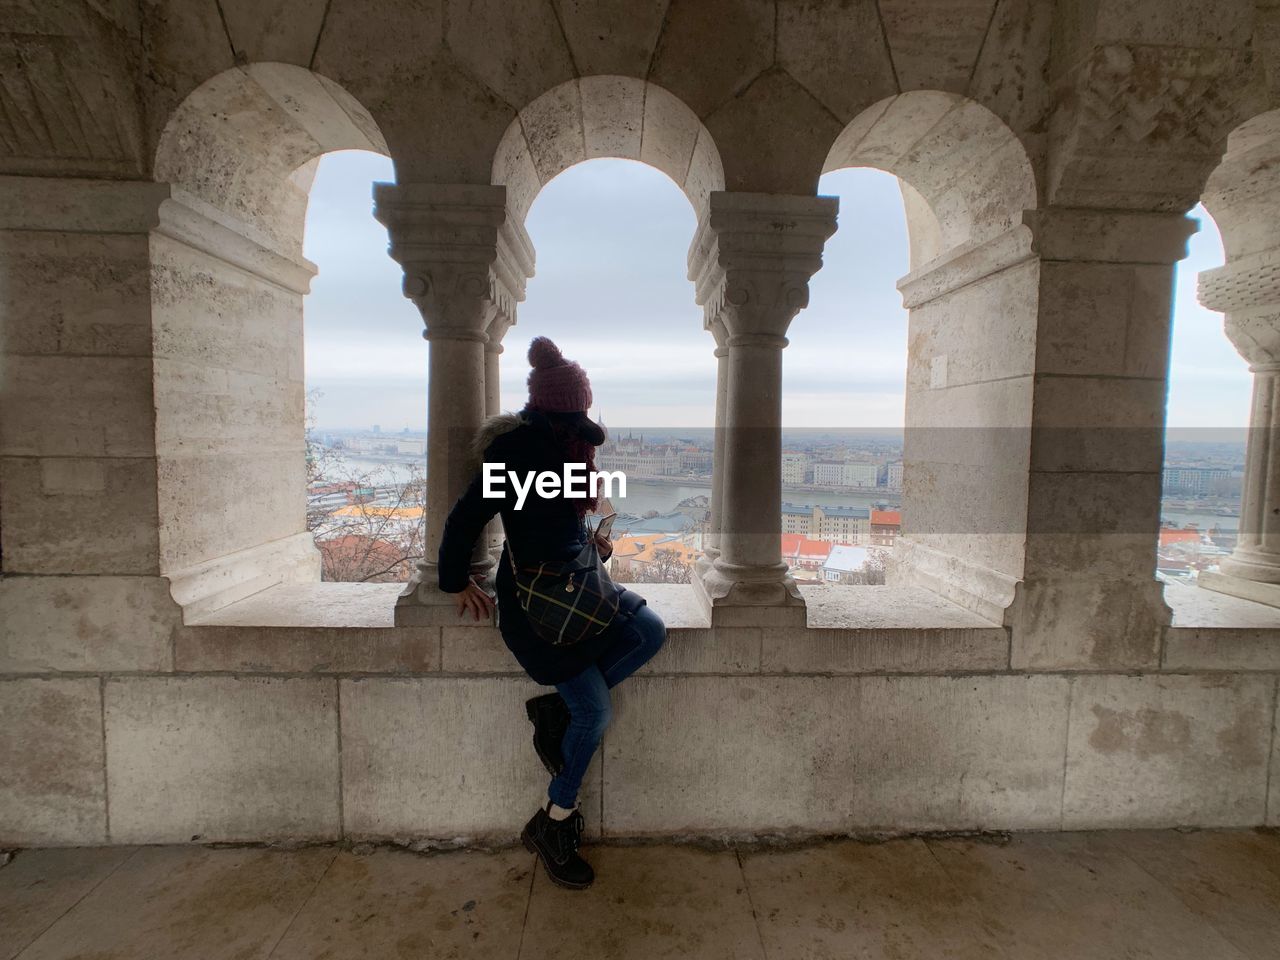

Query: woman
[[436, 336, 667, 890]]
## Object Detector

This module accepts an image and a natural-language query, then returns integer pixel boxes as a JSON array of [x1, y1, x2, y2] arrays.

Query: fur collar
[[468, 411, 528, 469]]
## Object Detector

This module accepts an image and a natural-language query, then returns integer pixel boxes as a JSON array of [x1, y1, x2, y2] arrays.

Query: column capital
[[1022, 207, 1198, 265], [1198, 248, 1280, 365], [374, 182, 536, 338], [688, 191, 838, 341]]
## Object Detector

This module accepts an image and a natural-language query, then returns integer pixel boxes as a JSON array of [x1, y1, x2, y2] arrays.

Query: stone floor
[[2, 830, 1278, 959]]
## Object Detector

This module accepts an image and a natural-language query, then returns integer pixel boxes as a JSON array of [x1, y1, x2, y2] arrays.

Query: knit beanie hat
[[526, 337, 593, 413]]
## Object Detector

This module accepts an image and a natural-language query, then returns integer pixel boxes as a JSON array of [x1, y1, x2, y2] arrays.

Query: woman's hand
[[594, 533, 613, 560], [454, 574, 496, 621]]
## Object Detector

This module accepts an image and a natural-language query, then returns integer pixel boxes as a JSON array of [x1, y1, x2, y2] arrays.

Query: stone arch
[[1196, 108, 1280, 600], [822, 91, 1038, 267], [154, 62, 389, 258], [148, 63, 390, 615], [491, 76, 725, 222]]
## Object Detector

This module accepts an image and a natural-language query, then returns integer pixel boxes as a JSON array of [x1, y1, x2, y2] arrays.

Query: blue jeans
[[546, 603, 667, 809]]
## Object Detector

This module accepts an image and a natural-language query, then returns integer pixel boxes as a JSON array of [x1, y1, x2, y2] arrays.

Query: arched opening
[[301, 150, 426, 584], [150, 64, 391, 614], [814, 92, 1039, 620], [781, 167, 910, 587], [496, 155, 714, 584], [1191, 109, 1280, 605], [493, 76, 724, 225]]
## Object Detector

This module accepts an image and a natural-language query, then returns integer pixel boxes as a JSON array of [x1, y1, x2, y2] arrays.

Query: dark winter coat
[[436, 408, 645, 685]]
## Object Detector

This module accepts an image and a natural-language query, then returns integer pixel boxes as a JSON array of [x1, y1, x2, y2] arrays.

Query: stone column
[[694, 318, 729, 576], [687, 192, 838, 625], [373, 184, 534, 625], [1197, 252, 1280, 606], [1010, 207, 1198, 669], [483, 313, 514, 563]]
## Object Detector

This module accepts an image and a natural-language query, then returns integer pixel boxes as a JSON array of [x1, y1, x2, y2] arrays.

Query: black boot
[[522, 803, 594, 890], [525, 693, 570, 776]]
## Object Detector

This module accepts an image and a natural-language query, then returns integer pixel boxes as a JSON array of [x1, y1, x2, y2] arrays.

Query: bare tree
[[633, 549, 693, 584], [306, 391, 428, 582]]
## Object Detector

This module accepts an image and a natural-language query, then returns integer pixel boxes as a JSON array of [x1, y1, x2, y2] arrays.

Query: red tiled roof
[[871, 510, 901, 526]]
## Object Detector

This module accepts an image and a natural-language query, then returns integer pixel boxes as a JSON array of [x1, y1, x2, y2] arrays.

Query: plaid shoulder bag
[[507, 533, 621, 647]]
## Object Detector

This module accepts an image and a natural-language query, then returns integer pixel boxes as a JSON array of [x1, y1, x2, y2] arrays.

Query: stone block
[[446, 0, 575, 110], [0, 678, 106, 846], [638, 627, 758, 674], [648, 0, 774, 119], [0, 232, 153, 357], [555, 0, 668, 76], [705, 68, 842, 194], [0, 456, 159, 575], [0, 575, 176, 673], [440, 625, 518, 673], [521, 846, 764, 959], [104, 677, 340, 843], [603, 675, 1069, 835], [581, 75, 643, 161], [776, 0, 897, 122], [1028, 376, 1166, 474], [218, 0, 330, 65], [1010, 576, 1167, 670], [270, 848, 533, 959], [175, 625, 438, 673], [878, 0, 997, 92], [760, 626, 1007, 674], [1062, 674, 1275, 828], [638, 82, 701, 188], [340, 677, 598, 840], [1, 356, 155, 458], [13, 846, 336, 960], [0, 847, 137, 960], [516, 81, 584, 186]]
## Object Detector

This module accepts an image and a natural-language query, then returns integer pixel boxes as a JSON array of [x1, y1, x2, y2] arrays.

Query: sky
[[302, 150, 1251, 433]]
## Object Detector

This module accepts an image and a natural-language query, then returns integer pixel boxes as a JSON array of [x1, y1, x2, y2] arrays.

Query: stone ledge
[[1163, 582, 1280, 671]]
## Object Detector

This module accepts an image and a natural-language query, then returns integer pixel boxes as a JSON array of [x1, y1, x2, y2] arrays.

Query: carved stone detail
[[373, 183, 535, 339]]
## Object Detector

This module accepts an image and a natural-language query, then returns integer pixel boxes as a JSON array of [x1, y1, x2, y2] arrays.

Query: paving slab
[[270, 847, 531, 959], [14, 846, 336, 960], [741, 837, 1006, 959], [925, 832, 1252, 960], [0, 848, 136, 960], [520, 845, 764, 960], [1104, 829, 1280, 960]]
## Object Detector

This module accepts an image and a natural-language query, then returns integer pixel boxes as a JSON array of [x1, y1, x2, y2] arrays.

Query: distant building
[[887, 460, 903, 490], [1162, 466, 1233, 496], [779, 502, 870, 545], [781, 452, 812, 484], [821, 544, 870, 583], [813, 459, 879, 488], [870, 509, 901, 547]]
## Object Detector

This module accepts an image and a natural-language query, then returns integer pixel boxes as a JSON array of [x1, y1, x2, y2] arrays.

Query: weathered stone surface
[[927, 832, 1258, 959], [271, 847, 532, 959], [648, 0, 774, 119], [0, 456, 160, 575], [445, 0, 576, 111], [760, 625, 1007, 674], [104, 677, 340, 843], [1063, 674, 1275, 828], [744, 838, 1005, 958], [218, 0, 330, 65], [1105, 829, 1280, 960], [553, 0, 667, 77], [522, 845, 764, 959], [704, 68, 842, 194], [0, 847, 137, 959], [340, 677, 600, 840], [0, 678, 106, 846], [776, 0, 898, 122], [604, 675, 1069, 835], [14, 846, 335, 960], [878, 0, 999, 92], [0, 575, 176, 673]]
